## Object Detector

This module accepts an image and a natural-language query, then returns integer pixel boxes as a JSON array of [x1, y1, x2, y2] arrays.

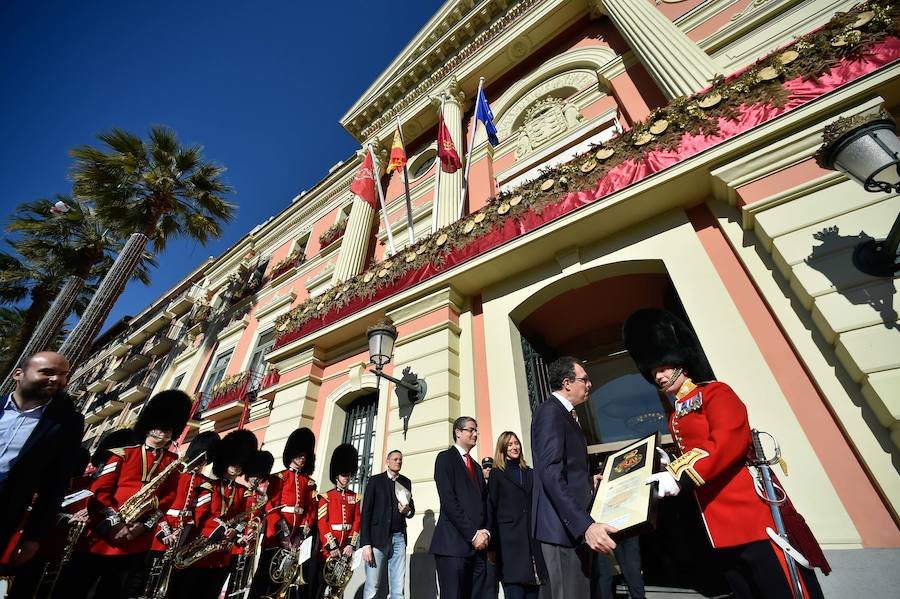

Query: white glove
[[656, 447, 671, 467], [645, 471, 681, 498]]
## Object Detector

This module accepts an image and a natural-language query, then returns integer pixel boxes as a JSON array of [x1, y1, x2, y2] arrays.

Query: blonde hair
[[493, 431, 528, 471]]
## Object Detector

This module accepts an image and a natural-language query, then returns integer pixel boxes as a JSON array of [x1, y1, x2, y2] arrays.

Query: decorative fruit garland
[[318, 220, 347, 247], [274, 2, 898, 346]]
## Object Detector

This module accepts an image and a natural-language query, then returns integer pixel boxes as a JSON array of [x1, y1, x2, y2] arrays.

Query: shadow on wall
[[410, 509, 438, 599], [805, 226, 897, 329]]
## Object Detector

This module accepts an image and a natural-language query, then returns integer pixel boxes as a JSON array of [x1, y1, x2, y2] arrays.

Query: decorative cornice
[[346, 0, 542, 140]]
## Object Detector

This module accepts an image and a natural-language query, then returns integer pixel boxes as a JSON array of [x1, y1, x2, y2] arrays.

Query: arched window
[[342, 392, 378, 492]]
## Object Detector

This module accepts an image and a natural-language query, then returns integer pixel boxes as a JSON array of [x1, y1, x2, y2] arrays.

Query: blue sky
[[0, 0, 443, 331]]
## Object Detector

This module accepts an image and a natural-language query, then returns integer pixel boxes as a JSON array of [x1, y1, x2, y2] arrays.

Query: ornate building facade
[[70, 0, 900, 595]]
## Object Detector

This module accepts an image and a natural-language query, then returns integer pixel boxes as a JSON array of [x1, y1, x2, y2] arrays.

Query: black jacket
[[0, 393, 84, 549], [429, 446, 487, 558], [359, 471, 415, 551], [487, 464, 548, 585], [531, 395, 593, 547]]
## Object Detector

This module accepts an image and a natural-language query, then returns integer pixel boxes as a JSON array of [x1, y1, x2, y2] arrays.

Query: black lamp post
[[816, 110, 900, 277], [367, 317, 427, 403]]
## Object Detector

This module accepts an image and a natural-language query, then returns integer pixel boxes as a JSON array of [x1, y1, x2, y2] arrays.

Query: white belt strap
[[280, 506, 305, 514], [330, 524, 352, 531], [166, 509, 181, 517]]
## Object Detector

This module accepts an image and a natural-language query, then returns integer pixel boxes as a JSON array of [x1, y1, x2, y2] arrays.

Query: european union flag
[[475, 87, 499, 147]]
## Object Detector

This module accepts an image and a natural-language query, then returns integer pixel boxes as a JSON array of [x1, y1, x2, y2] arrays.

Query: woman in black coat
[[487, 431, 548, 599]]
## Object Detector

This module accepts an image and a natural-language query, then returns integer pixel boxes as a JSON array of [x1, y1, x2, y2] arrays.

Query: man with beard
[[0, 352, 83, 574]]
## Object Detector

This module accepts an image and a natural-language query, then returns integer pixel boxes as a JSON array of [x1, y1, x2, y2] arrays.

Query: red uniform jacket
[[86, 445, 178, 556], [262, 469, 315, 549], [231, 484, 268, 556], [665, 381, 775, 548], [191, 478, 245, 568], [150, 470, 206, 552], [316, 487, 360, 559]]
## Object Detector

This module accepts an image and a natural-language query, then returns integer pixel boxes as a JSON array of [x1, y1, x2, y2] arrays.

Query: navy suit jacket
[[429, 446, 487, 558], [0, 393, 84, 548], [531, 395, 593, 547]]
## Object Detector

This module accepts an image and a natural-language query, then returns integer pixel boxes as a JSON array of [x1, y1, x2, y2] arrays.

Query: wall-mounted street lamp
[[367, 317, 427, 403], [816, 110, 900, 277]]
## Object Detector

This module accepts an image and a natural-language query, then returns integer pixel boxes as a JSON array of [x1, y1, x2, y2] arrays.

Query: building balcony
[[142, 324, 183, 357], [126, 310, 174, 345], [116, 350, 152, 376], [167, 287, 198, 316], [118, 368, 162, 404], [199, 368, 280, 422], [84, 391, 124, 424], [110, 334, 132, 357], [86, 375, 109, 394]]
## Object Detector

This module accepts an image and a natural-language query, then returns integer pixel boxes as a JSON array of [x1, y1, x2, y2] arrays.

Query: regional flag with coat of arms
[[386, 127, 407, 174], [437, 113, 462, 174], [349, 151, 378, 210]]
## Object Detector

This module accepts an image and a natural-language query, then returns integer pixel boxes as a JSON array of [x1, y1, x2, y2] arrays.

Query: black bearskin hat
[[72, 447, 91, 478], [329, 443, 359, 485], [283, 427, 316, 474], [186, 431, 220, 464], [91, 427, 140, 467], [244, 450, 275, 480], [134, 390, 191, 440], [213, 430, 258, 478], [623, 309, 714, 385]]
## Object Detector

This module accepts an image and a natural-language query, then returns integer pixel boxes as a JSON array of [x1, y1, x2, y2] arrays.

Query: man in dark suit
[[531, 356, 617, 596], [0, 352, 84, 570], [360, 449, 415, 599], [430, 416, 490, 599]]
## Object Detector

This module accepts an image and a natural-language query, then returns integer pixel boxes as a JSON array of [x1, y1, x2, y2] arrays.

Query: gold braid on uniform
[[667, 448, 708, 488]]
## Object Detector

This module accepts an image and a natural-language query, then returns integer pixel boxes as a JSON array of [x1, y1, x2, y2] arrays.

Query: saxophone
[[32, 518, 86, 598], [322, 553, 354, 599], [173, 492, 267, 569], [119, 453, 203, 525]]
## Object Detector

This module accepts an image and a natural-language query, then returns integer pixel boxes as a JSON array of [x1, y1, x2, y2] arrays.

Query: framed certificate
[[590, 433, 660, 538]]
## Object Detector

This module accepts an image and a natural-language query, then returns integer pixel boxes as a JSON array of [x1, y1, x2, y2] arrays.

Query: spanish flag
[[386, 127, 407, 174]]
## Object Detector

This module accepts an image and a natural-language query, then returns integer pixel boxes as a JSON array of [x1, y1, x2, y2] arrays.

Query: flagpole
[[369, 144, 397, 256], [432, 98, 445, 234], [396, 115, 415, 246], [460, 77, 484, 220]]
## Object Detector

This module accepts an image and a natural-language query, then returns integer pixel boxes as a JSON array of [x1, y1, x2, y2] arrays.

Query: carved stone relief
[[496, 69, 596, 139], [514, 97, 586, 160]]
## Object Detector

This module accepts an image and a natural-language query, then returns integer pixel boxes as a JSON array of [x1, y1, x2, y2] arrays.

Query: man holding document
[[531, 356, 617, 597]]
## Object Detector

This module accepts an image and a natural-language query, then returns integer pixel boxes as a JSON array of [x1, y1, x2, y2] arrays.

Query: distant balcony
[[110, 334, 131, 357], [167, 287, 198, 316], [119, 368, 162, 404], [199, 368, 280, 422], [86, 373, 110, 394], [126, 310, 174, 345], [116, 347, 152, 376], [142, 324, 183, 357], [84, 391, 124, 424]]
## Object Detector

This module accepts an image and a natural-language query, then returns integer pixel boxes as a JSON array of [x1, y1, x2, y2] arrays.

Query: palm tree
[[58, 126, 234, 370], [0, 195, 155, 387], [0, 306, 69, 366]]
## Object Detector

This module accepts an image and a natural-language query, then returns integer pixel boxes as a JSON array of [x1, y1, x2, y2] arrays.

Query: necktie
[[571, 409, 580, 426], [464, 453, 478, 483]]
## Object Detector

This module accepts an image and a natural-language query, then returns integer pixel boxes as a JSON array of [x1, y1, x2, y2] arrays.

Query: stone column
[[263, 347, 324, 458], [332, 149, 377, 284], [599, 0, 718, 100], [430, 77, 466, 229]]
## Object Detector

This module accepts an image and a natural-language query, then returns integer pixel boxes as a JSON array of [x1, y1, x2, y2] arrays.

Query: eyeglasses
[[460, 427, 478, 434], [569, 376, 590, 384]]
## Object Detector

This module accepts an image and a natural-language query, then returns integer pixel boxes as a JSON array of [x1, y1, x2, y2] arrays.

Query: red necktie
[[464, 453, 478, 484]]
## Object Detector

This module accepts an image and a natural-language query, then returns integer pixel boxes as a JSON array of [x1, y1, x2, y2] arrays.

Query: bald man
[[0, 352, 84, 570]]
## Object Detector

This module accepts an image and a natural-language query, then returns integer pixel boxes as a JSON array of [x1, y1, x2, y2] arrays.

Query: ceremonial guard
[[225, 450, 275, 599], [624, 309, 829, 599], [6, 448, 90, 599], [72, 389, 191, 599], [315, 444, 360, 599], [170, 429, 257, 599], [248, 427, 317, 599], [141, 430, 220, 599]]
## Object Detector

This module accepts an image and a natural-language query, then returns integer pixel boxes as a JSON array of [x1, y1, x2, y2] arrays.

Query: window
[[341, 393, 378, 493], [248, 328, 275, 377], [172, 373, 186, 390], [337, 202, 353, 224], [410, 149, 437, 179], [200, 348, 233, 410], [294, 232, 310, 257]]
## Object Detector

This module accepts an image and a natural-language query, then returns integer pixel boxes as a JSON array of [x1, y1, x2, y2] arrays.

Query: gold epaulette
[[318, 492, 328, 502], [108, 447, 127, 458], [199, 481, 214, 491], [278, 470, 290, 481], [667, 448, 708, 487]]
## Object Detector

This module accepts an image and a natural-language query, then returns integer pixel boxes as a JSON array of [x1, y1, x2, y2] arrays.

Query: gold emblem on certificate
[[590, 433, 660, 537]]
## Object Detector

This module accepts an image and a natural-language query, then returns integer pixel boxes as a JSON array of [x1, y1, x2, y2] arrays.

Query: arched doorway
[[515, 269, 728, 596]]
